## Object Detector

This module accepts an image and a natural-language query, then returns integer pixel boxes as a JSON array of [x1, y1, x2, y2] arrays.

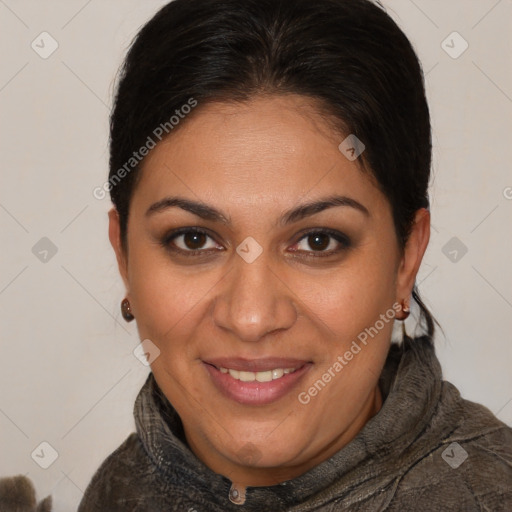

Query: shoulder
[[77, 433, 158, 512], [77, 433, 210, 512], [391, 385, 512, 511]]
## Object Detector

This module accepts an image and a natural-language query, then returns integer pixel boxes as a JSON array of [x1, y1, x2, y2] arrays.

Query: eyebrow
[[145, 194, 369, 225], [146, 197, 230, 224], [280, 195, 369, 224]]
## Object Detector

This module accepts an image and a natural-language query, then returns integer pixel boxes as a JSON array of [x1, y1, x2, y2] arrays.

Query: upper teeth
[[219, 367, 297, 382]]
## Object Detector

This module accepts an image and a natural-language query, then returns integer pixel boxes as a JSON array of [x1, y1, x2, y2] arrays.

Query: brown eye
[[165, 229, 221, 253], [307, 233, 330, 251], [297, 233, 337, 252], [183, 232, 207, 250], [291, 229, 351, 255]]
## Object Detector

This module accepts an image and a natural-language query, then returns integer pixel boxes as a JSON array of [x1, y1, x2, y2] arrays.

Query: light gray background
[[1, 1, 511, 510]]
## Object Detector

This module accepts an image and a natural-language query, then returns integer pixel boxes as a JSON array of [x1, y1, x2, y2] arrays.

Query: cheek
[[292, 255, 397, 423], [127, 248, 219, 344], [290, 250, 398, 340]]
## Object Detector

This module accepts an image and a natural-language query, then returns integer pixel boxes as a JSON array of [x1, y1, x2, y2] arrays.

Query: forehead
[[132, 95, 386, 216]]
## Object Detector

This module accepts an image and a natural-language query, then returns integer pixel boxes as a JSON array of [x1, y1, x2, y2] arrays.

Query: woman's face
[[110, 94, 429, 485]]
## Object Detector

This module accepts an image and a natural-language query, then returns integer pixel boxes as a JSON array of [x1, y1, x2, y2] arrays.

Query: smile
[[203, 358, 311, 405], [217, 366, 299, 382]]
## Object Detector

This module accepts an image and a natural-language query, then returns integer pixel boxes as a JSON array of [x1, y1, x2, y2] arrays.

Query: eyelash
[[290, 228, 351, 257], [161, 227, 221, 256], [161, 227, 351, 258]]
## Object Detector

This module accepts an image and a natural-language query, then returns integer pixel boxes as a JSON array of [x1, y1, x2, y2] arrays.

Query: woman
[[78, 0, 512, 510]]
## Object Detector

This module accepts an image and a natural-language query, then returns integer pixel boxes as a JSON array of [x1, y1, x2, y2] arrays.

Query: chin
[[221, 430, 306, 469]]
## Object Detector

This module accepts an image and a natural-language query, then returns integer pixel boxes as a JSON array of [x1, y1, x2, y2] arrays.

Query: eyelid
[[289, 228, 351, 254], [162, 227, 224, 254], [160, 226, 351, 257]]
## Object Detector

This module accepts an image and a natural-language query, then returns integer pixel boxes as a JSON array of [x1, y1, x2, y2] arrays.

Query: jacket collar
[[134, 335, 445, 510]]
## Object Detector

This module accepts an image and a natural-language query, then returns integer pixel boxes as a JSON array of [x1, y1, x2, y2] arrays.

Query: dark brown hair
[[108, 0, 435, 336]]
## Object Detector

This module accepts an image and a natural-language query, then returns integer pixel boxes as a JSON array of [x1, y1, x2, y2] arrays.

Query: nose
[[212, 256, 297, 343]]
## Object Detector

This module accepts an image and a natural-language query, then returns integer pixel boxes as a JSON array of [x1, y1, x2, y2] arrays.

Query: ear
[[395, 208, 430, 302], [108, 208, 129, 291]]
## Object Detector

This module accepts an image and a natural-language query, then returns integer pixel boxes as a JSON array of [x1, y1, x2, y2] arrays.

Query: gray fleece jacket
[[78, 336, 512, 511]]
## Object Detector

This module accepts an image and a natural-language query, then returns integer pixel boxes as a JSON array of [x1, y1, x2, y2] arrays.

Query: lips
[[203, 357, 312, 405]]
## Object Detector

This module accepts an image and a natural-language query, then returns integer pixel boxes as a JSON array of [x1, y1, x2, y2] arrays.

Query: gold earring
[[121, 298, 135, 322], [400, 298, 410, 340], [401, 298, 410, 319]]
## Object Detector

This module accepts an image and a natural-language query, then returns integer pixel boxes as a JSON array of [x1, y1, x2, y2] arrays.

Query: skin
[[109, 94, 430, 487]]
